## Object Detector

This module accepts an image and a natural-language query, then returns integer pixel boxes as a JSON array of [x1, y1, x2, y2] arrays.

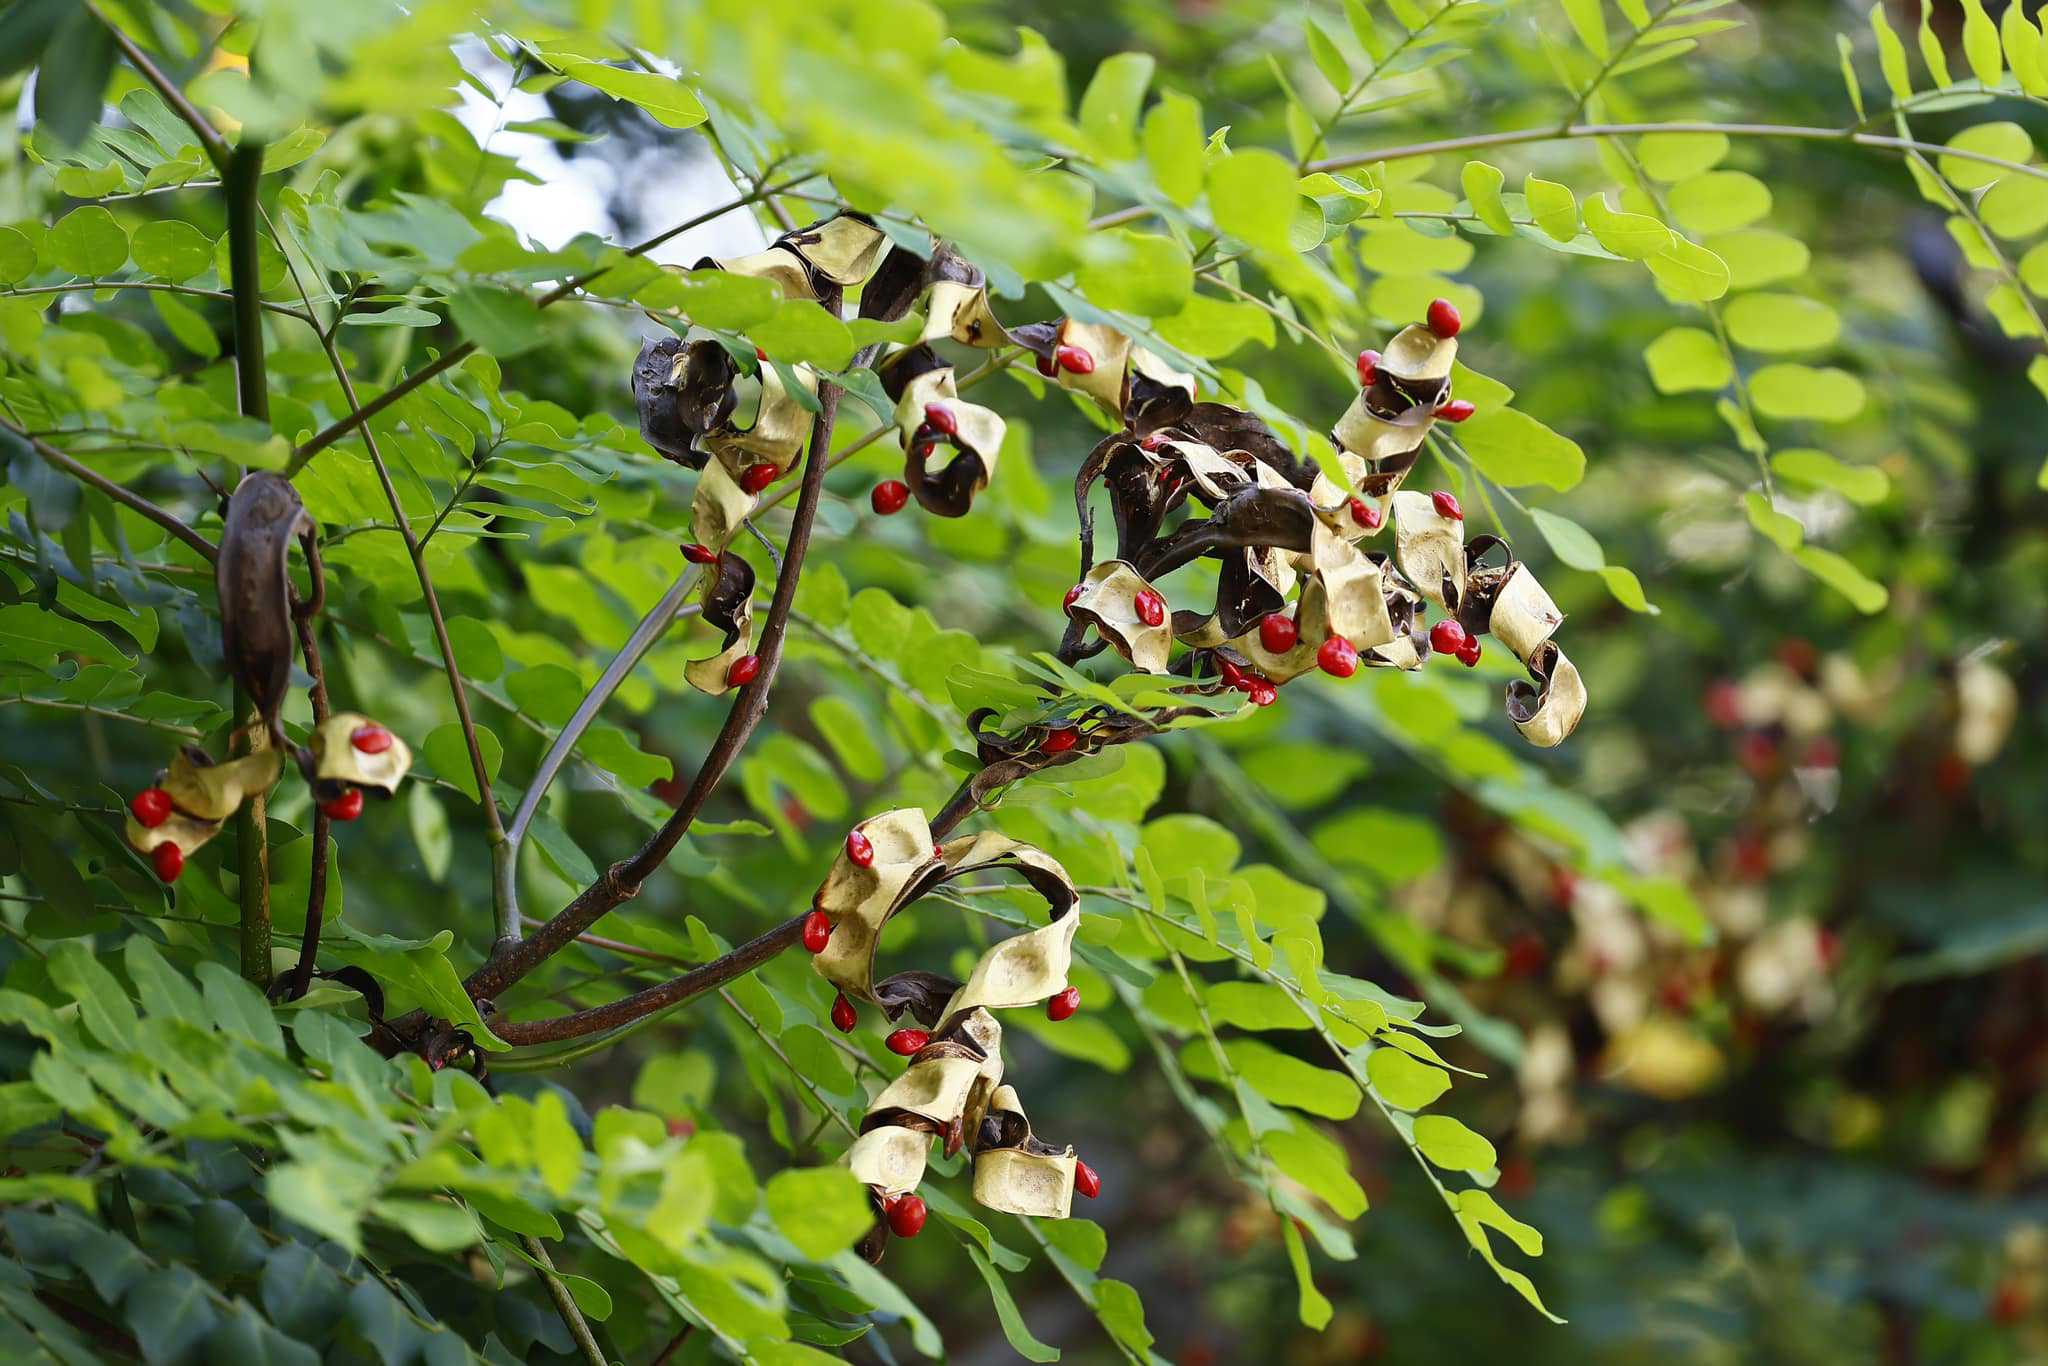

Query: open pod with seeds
[[1223, 523, 1402, 684], [217, 472, 323, 750], [881, 346, 1007, 517], [125, 745, 286, 880], [1332, 312, 1463, 495], [682, 546, 757, 696], [1063, 560, 1174, 674], [299, 711, 414, 805], [972, 1084, 1078, 1219], [1390, 488, 1468, 612]]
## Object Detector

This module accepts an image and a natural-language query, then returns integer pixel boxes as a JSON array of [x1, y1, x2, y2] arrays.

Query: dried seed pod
[[632, 335, 736, 469], [882, 345, 1007, 517], [688, 460, 756, 558], [1486, 561, 1566, 665], [846, 1125, 933, 1199], [1064, 560, 1174, 673], [217, 472, 320, 749], [810, 809, 944, 1004], [303, 712, 412, 798], [1507, 641, 1587, 747], [971, 1084, 1078, 1219], [125, 744, 285, 861], [683, 547, 758, 696], [1391, 489, 1468, 611], [1227, 526, 1397, 683], [707, 355, 820, 481]]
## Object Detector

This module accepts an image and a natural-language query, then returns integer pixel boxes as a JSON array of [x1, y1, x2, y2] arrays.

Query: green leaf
[[1637, 131, 1729, 182], [1366, 1045, 1451, 1109], [131, 221, 215, 282], [1707, 228, 1810, 289], [46, 205, 128, 277], [1793, 545, 1889, 613], [1980, 175, 2048, 240], [1940, 123, 2032, 192], [1522, 175, 1578, 243], [47, 940, 138, 1052], [1870, 4, 1914, 101], [966, 1245, 1060, 1361], [1667, 171, 1772, 235], [1280, 1216, 1334, 1329], [325, 927, 504, 1048], [123, 1267, 220, 1365], [1208, 148, 1301, 251], [1647, 236, 1730, 301], [1562, 0, 1609, 58], [1141, 90, 1205, 207], [1455, 408, 1586, 491], [1643, 326, 1731, 393], [0, 603, 131, 665], [1770, 448, 1890, 505], [1079, 52, 1155, 161], [1306, 20, 1353, 95], [1749, 364, 1867, 422], [1960, 0, 2003, 86], [1460, 161, 1514, 235], [765, 1167, 873, 1261], [448, 284, 547, 356], [1075, 230, 1192, 317], [1743, 491, 1804, 551], [1722, 293, 1841, 353], [1413, 1114, 1499, 1172], [549, 55, 706, 127], [151, 291, 220, 359], [1181, 1038, 1361, 1118], [419, 722, 503, 805], [1528, 508, 1604, 572], [1582, 193, 1671, 261], [0, 226, 35, 285]]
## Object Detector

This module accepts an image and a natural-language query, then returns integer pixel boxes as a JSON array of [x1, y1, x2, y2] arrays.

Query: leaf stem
[[85, 0, 230, 170]]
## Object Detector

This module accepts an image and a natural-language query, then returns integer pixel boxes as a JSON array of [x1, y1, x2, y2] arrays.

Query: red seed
[[682, 542, 719, 564], [1737, 731, 1778, 778], [1428, 619, 1468, 656], [151, 841, 184, 883], [739, 462, 779, 494], [1437, 399, 1476, 423], [1702, 680, 1744, 729], [846, 828, 875, 868], [923, 402, 957, 436], [1431, 490, 1464, 521], [350, 723, 394, 755], [803, 909, 833, 953], [755, 346, 768, 362], [1139, 431, 1169, 452], [1258, 612, 1298, 654], [1456, 636, 1482, 668], [1041, 727, 1078, 754], [1732, 832, 1770, 881], [1133, 589, 1166, 628], [885, 1192, 927, 1238], [1062, 584, 1084, 612], [1075, 1159, 1101, 1199], [831, 993, 858, 1033], [130, 787, 173, 828], [1426, 297, 1462, 339], [1504, 933, 1548, 979], [886, 1028, 929, 1056], [1356, 349, 1381, 386], [1055, 344, 1095, 375], [1348, 497, 1383, 531], [870, 480, 910, 515], [1801, 736, 1840, 769], [1035, 352, 1059, 378], [1217, 657, 1246, 689], [1046, 985, 1081, 1021], [1249, 682, 1277, 707], [321, 788, 364, 822], [1816, 926, 1843, 971], [726, 654, 761, 687], [1318, 636, 1359, 678]]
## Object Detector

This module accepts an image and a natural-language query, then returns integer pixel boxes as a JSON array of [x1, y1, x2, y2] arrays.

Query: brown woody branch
[[0, 419, 218, 564]]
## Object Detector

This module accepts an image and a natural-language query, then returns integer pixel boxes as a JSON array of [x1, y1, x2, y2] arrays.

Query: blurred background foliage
[[0, 0, 2044, 1361]]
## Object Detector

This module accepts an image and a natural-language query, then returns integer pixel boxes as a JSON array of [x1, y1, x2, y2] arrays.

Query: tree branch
[[522, 1235, 605, 1366], [0, 418, 218, 564], [85, 0, 230, 170], [285, 612, 331, 1001]]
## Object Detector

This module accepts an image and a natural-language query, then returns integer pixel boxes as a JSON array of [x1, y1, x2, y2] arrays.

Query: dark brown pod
[[217, 472, 317, 749]]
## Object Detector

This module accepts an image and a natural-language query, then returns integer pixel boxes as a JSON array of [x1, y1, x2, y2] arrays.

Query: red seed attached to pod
[[1133, 588, 1166, 628], [726, 654, 761, 687], [1428, 619, 1469, 657], [923, 402, 957, 436], [886, 1028, 929, 1056], [1318, 636, 1359, 678], [1431, 490, 1464, 521], [322, 788, 365, 822], [755, 346, 768, 362], [1054, 344, 1095, 374], [1437, 399, 1476, 423], [1348, 497, 1383, 531], [682, 542, 719, 564], [830, 993, 857, 1033], [846, 828, 875, 868], [740, 462, 779, 494], [802, 909, 833, 953], [871, 480, 910, 515], [350, 723, 394, 754], [1046, 985, 1081, 1021], [1456, 636, 1482, 668], [1035, 351, 1059, 378], [1426, 296, 1462, 339], [1062, 584, 1084, 612], [1216, 657, 1247, 689], [151, 842, 185, 883], [1074, 1159, 1101, 1199], [1139, 431, 1170, 452], [1249, 682, 1277, 707], [1356, 349, 1381, 386], [1041, 727, 1078, 754], [1258, 612, 1298, 655], [130, 787, 173, 829], [885, 1193, 928, 1238]]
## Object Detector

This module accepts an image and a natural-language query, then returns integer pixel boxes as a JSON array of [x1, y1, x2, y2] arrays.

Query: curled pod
[[299, 712, 413, 808], [1508, 640, 1588, 747], [126, 745, 285, 863], [971, 1084, 1078, 1219], [631, 335, 736, 469], [1452, 535, 1518, 639], [881, 344, 1007, 517], [1390, 488, 1468, 611], [1062, 560, 1175, 674], [682, 546, 758, 696], [217, 472, 320, 750]]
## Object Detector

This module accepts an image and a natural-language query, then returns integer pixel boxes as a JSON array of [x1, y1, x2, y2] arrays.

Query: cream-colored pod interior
[[1508, 643, 1587, 747], [708, 245, 814, 301], [1052, 320, 1132, 416], [682, 570, 754, 698], [689, 460, 755, 553], [972, 1085, 1077, 1219], [937, 913, 1080, 1027], [924, 280, 1010, 350], [811, 809, 939, 1002], [126, 810, 221, 858], [704, 360, 818, 477], [896, 367, 1007, 487], [1391, 489, 1467, 611], [847, 1125, 931, 1199], [1068, 559, 1172, 674], [163, 746, 283, 822], [311, 713, 412, 794], [1332, 392, 1435, 467], [1489, 563, 1565, 665], [790, 215, 888, 285], [867, 1052, 989, 1129]]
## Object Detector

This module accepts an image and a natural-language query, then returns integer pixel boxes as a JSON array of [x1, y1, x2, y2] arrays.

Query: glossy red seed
[[1258, 612, 1298, 654], [830, 994, 858, 1032], [1035, 351, 1059, 378], [885, 1193, 927, 1238], [1349, 497, 1383, 530], [1133, 589, 1166, 628], [1431, 490, 1464, 521], [1249, 682, 1277, 707], [1426, 296, 1462, 339], [740, 462, 779, 494], [871, 480, 910, 515], [1437, 399, 1476, 423], [1055, 344, 1096, 374], [322, 788, 364, 822], [802, 909, 833, 953], [726, 654, 761, 687], [886, 1029, 929, 1056], [682, 542, 719, 564], [1702, 680, 1744, 729], [1139, 431, 1169, 452], [1075, 1159, 1101, 1200], [1062, 584, 1084, 612], [151, 842, 184, 883], [1355, 349, 1381, 386], [755, 346, 768, 361], [1217, 657, 1246, 689], [923, 402, 957, 435], [1041, 727, 1078, 754], [1457, 637, 1482, 668], [846, 828, 875, 868], [1428, 619, 1468, 656], [1737, 731, 1778, 777], [130, 787, 173, 828], [350, 723, 394, 754], [1318, 636, 1359, 678], [1046, 985, 1081, 1021]]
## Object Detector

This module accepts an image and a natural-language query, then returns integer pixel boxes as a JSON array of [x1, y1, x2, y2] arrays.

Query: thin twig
[[1, 280, 316, 321], [286, 612, 331, 1000], [84, 0, 230, 169], [1, 418, 218, 564], [522, 1235, 606, 1366]]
